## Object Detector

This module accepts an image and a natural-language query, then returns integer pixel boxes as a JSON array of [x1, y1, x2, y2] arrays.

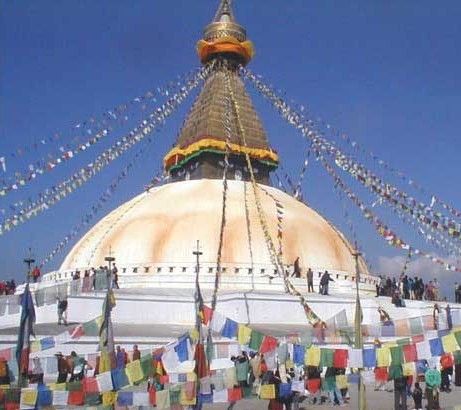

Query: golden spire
[[197, 0, 254, 65]]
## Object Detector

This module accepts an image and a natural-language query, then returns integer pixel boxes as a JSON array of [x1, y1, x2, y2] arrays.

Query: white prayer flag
[[96, 371, 113, 392], [416, 341, 431, 361], [213, 389, 228, 403], [348, 348, 363, 368], [133, 392, 150, 406], [52, 390, 69, 406]]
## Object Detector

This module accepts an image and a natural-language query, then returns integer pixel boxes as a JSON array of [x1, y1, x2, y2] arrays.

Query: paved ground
[[202, 385, 461, 409]]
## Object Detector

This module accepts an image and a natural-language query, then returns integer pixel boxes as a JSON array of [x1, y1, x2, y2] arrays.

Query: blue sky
[[1, 0, 460, 295]]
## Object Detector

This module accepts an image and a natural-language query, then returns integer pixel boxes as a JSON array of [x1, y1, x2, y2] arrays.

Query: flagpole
[[353, 246, 367, 410], [193, 240, 204, 410]]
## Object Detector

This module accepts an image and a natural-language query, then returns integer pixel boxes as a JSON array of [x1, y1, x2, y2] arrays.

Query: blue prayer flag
[[117, 391, 134, 406], [37, 389, 52, 406], [363, 348, 376, 368], [429, 338, 444, 356], [175, 337, 189, 362], [293, 344, 305, 365], [111, 367, 129, 390], [381, 323, 395, 337], [279, 383, 292, 397], [16, 283, 35, 375], [221, 319, 238, 338], [40, 337, 55, 351]]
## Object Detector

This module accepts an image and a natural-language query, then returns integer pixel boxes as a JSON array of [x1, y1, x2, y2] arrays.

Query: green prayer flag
[[454, 331, 461, 348], [396, 338, 410, 346], [320, 348, 334, 367], [323, 376, 336, 392], [390, 346, 404, 366], [66, 381, 83, 391], [409, 317, 423, 335], [83, 319, 99, 336], [169, 385, 181, 404], [249, 331, 264, 351], [141, 354, 153, 377], [389, 365, 403, 380], [453, 350, 461, 365], [84, 393, 102, 406]]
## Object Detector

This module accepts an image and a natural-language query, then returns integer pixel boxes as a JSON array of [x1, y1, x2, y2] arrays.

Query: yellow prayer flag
[[305, 346, 320, 366], [102, 391, 117, 406], [259, 384, 276, 400], [187, 372, 197, 382], [126, 360, 144, 385], [95, 315, 104, 327], [189, 329, 199, 343], [376, 347, 390, 367], [30, 340, 41, 353], [442, 333, 459, 353], [238, 324, 252, 345], [99, 351, 112, 374], [21, 388, 38, 406], [336, 374, 348, 389], [403, 362, 415, 377], [180, 384, 197, 405], [53, 383, 67, 391]]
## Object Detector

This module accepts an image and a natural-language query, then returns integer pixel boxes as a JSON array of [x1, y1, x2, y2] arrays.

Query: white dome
[[60, 179, 369, 275]]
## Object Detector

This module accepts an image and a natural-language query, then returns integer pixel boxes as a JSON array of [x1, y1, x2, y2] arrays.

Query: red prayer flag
[[259, 336, 278, 354], [0, 349, 11, 361], [82, 377, 99, 393], [194, 343, 208, 379], [148, 387, 156, 406], [374, 367, 388, 382], [333, 349, 348, 368], [69, 324, 85, 339], [228, 387, 242, 402], [403, 344, 417, 363], [307, 378, 321, 393], [6, 404, 19, 410], [202, 306, 213, 325], [67, 391, 85, 406], [412, 335, 425, 344]]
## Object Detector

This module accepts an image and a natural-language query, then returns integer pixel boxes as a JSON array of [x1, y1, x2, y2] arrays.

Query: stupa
[[0, 0, 447, 363]]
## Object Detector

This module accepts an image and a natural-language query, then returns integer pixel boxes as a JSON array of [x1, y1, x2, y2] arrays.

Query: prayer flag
[[402, 362, 416, 376], [336, 374, 348, 389], [20, 388, 37, 409], [111, 367, 129, 390], [37, 389, 52, 407], [416, 341, 431, 361], [279, 383, 291, 398], [429, 338, 444, 357], [390, 346, 404, 366], [67, 390, 84, 406], [442, 333, 459, 353], [133, 391, 150, 406], [237, 324, 252, 346], [305, 346, 320, 366], [221, 319, 238, 339], [125, 360, 144, 385], [260, 336, 278, 354], [307, 378, 321, 393], [212, 389, 228, 403], [376, 347, 390, 367], [403, 344, 417, 363], [117, 391, 134, 406], [259, 384, 276, 400], [175, 337, 189, 362], [96, 371, 113, 392], [52, 390, 69, 406], [348, 348, 363, 368], [388, 365, 403, 380], [320, 348, 334, 367], [227, 387, 242, 402], [362, 348, 376, 368], [16, 283, 35, 378], [333, 349, 348, 368], [249, 331, 264, 351], [293, 344, 305, 365]]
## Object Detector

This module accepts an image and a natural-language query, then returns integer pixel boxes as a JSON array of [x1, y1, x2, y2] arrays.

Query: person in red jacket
[[440, 353, 454, 392]]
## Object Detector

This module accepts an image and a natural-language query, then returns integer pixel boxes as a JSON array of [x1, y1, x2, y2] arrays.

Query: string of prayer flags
[[0, 64, 215, 237], [243, 67, 461, 272]]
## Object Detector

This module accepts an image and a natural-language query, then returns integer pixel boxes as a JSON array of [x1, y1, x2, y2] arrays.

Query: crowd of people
[[70, 263, 119, 290], [0, 280, 16, 295]]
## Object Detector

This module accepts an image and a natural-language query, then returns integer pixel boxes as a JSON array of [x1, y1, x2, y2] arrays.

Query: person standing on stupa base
[[319, 270, 334, 295], [293, 257, 301, 278], [306, 268, 314, 293]]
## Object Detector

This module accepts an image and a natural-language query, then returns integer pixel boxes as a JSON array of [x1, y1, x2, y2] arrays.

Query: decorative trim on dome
[[164, 137, 279, 171], [197, 37, 254, 65]]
